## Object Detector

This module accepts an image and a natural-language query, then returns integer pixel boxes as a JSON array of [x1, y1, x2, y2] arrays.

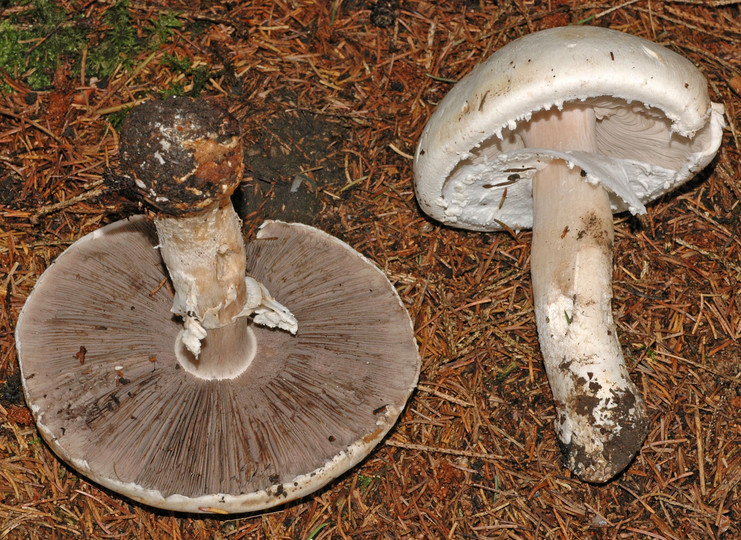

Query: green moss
[[356, 473, 376, 490], [147, 10, 181, 44], [106, 105, 132, 131], [161, 53, 191, 73], [0, 0, 184, 92], [87, 0, 143, 79], [0, 20, 25, 85], [161, 53, 214, 98], [0, 1, 87, 90]]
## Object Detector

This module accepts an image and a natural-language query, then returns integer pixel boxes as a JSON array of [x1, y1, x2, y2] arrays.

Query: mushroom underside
[[16, 217, 420, 513], [438, 97, 722, 231]]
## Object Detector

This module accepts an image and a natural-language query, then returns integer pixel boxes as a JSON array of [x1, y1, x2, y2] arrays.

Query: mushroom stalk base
[[175, 316, 257, 380], [529, 107, 648, 482]]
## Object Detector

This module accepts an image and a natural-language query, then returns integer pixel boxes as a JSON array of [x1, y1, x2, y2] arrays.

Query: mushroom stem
[[176, 316, 257, 381], [527, 107, 648, 482], [155, 200, 298, 363], [155, 201, 248, 331]]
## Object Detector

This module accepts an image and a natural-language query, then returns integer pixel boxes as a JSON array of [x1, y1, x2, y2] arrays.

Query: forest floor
[[0, 1, 739, 538]]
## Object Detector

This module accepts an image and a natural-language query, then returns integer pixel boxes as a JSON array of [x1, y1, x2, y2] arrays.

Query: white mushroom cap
[[414, 25, 725, 231]]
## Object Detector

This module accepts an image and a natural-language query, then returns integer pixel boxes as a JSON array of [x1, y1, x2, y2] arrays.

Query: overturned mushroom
[[16, 97, 420, 512], [414, 26, 724, 482], [113, 97, 296, 360]]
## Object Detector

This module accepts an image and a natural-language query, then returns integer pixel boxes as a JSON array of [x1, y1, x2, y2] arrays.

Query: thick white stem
[[155, 203, 248, 330], [155, 203, 297, 374], [526, 107, 648, 482]]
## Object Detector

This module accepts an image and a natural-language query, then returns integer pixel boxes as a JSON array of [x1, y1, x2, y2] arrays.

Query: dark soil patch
[[234, 109, 346, 225], [0, 371, 23, 406]]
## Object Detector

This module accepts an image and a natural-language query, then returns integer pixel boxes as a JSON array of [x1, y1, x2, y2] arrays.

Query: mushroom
[[111, 97, 297, 361], [414, 26, 724, 482], [15, 97, 420, 513]]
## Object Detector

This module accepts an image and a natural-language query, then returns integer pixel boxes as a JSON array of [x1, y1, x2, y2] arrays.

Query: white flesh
[[526, 107, 648, 482]]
